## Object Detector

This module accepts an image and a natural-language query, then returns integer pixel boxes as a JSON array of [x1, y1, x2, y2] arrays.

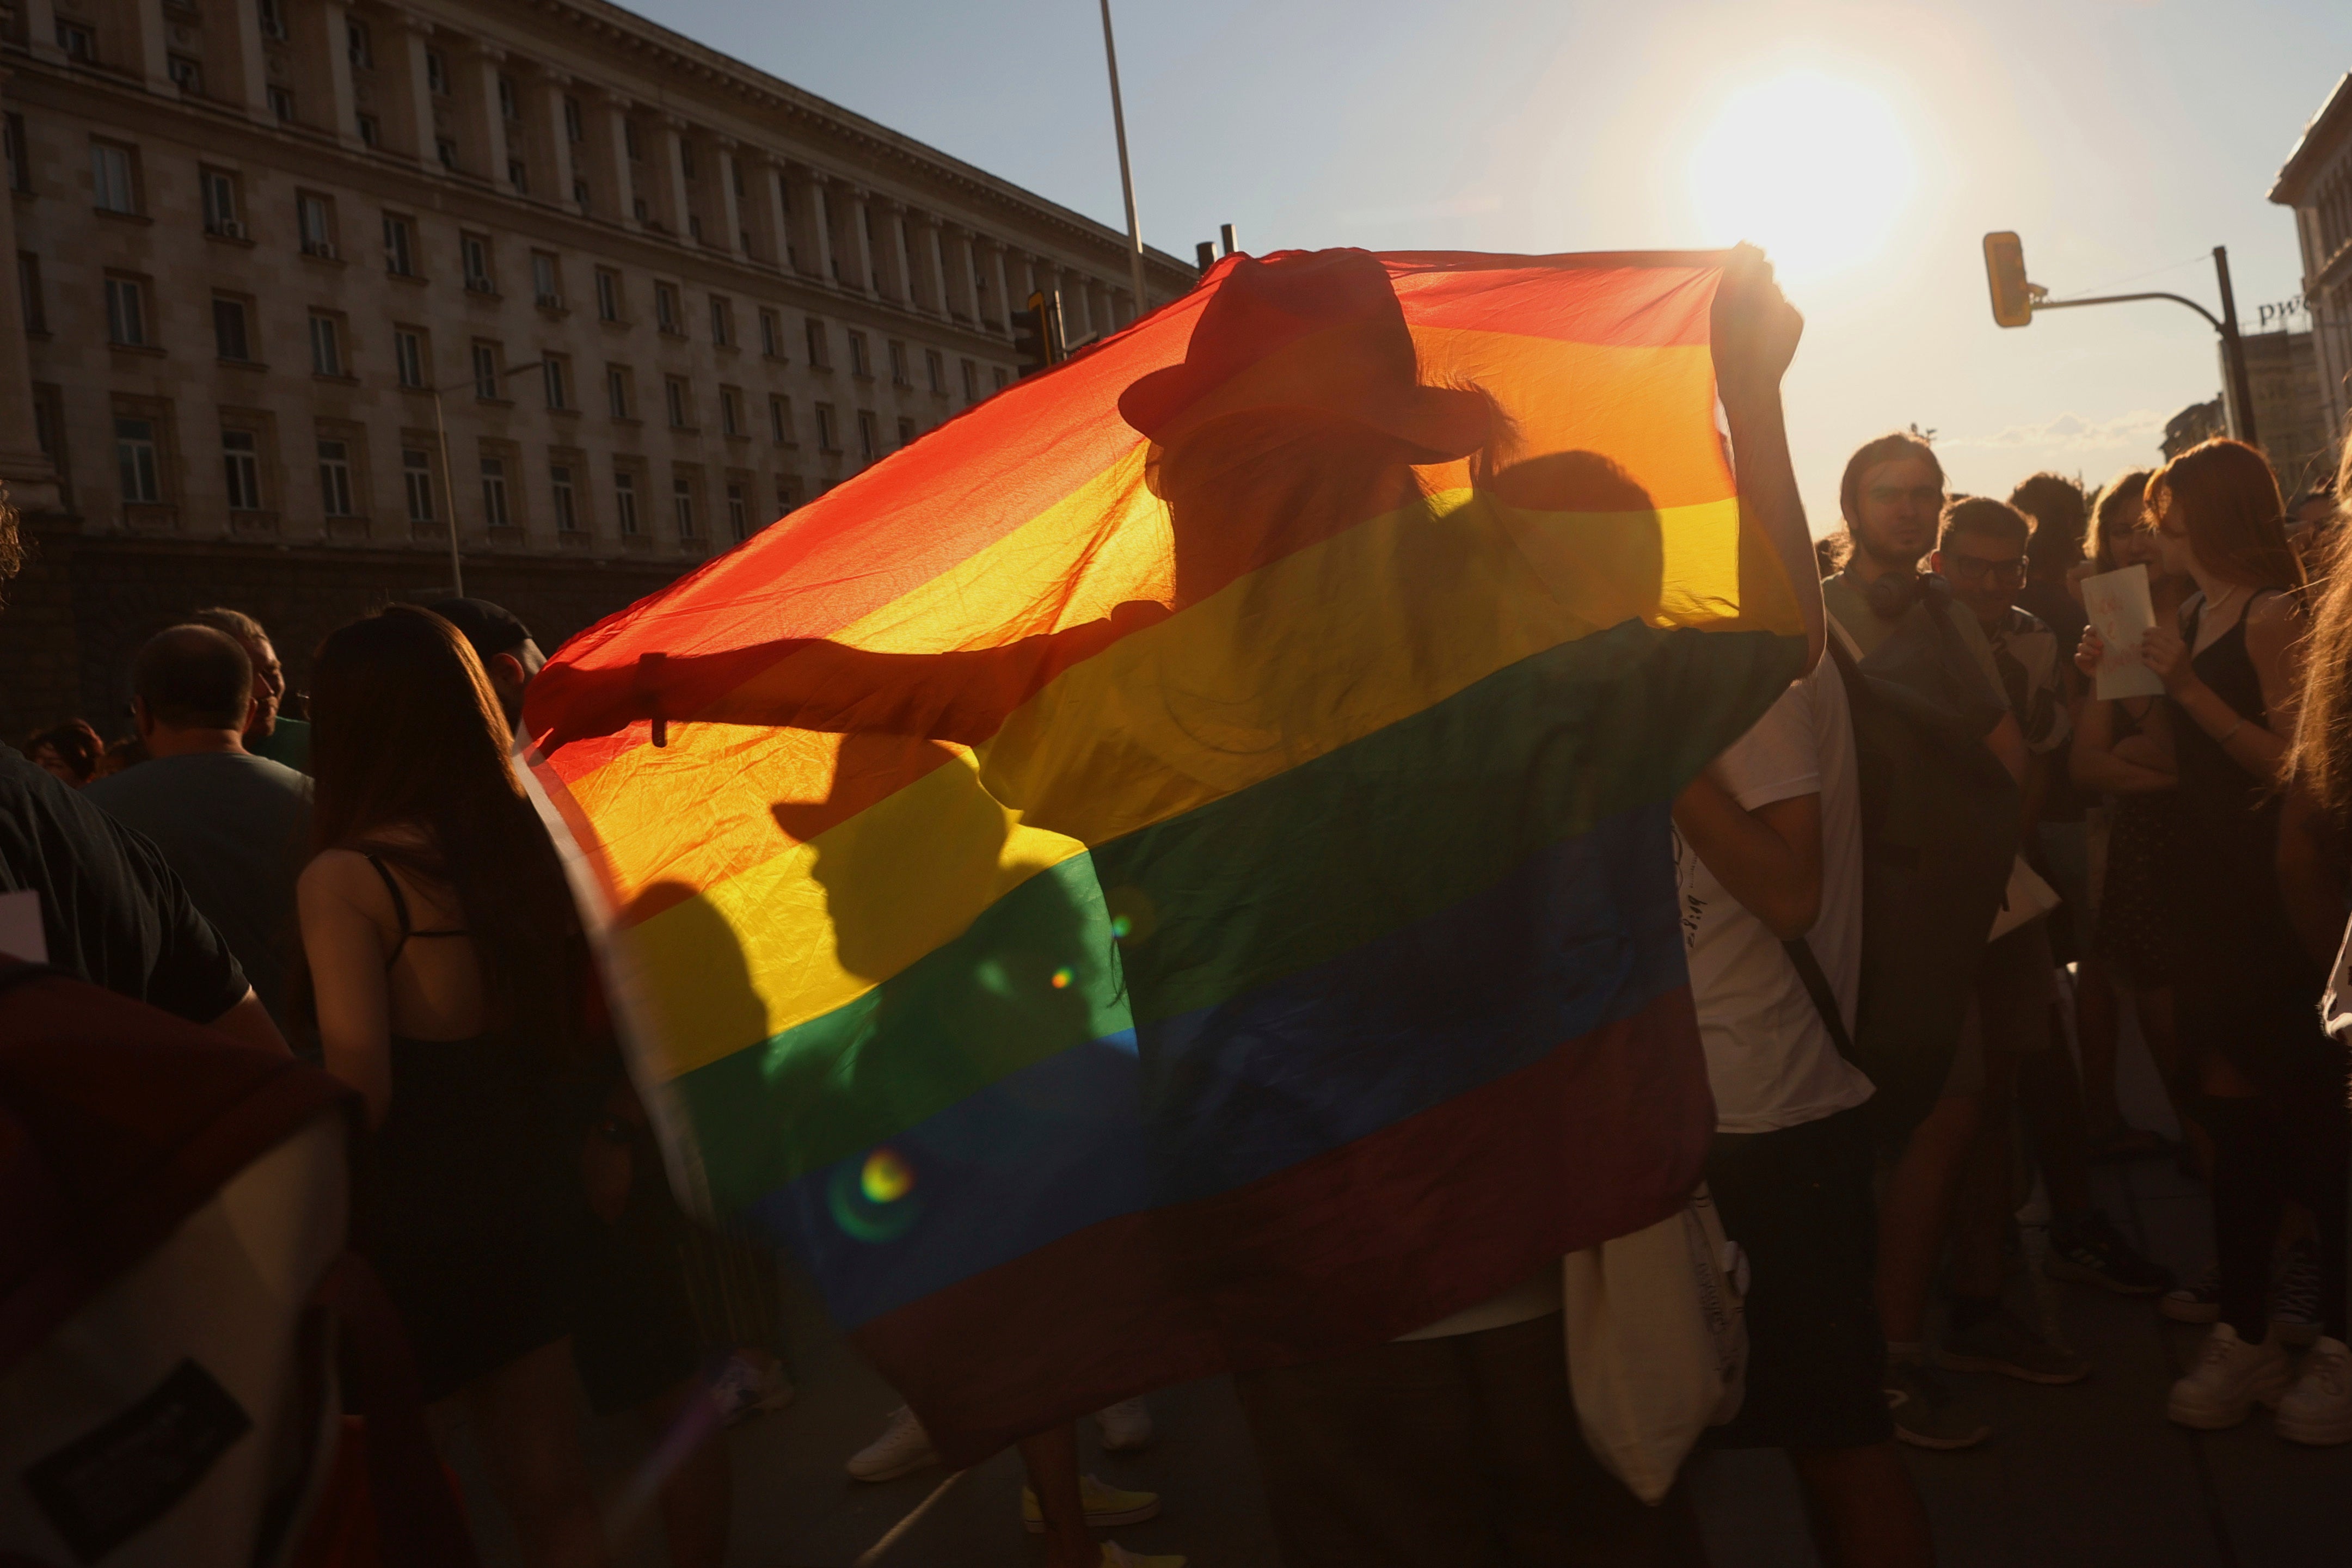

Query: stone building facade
[[0, 0, 1192, 738], [2225, 328, 2333, 496], [2271, 71, 2352, 470]]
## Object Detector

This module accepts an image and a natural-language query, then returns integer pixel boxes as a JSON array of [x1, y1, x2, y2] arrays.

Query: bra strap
[[367, 854, 414, 969]]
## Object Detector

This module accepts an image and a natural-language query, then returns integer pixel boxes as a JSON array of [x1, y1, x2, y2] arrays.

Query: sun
[[1688, 70, 1916, 284]]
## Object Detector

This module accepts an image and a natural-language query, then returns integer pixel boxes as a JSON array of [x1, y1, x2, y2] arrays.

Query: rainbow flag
[[525, 248, 1806, 1462]]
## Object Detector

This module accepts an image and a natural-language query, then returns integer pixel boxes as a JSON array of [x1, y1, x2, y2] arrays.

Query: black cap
[[426, 598, 533, 666]]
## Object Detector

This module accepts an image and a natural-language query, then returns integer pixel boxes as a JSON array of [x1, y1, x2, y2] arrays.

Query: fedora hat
[[1119, 249, 1491, 463]]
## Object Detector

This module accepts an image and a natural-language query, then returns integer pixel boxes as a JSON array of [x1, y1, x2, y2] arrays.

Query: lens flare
[[828, 1148, 920, 1242], [1051, 967, 1073, 989], [1105, 887, 1158, 946], [1109, 914, 1134, 939], [1688, 70, 1915, 285], [861, 1147, 915, 1203]]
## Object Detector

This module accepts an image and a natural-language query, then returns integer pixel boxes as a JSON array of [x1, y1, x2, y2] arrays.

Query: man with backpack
[[1674, 649, 1934, 1564]]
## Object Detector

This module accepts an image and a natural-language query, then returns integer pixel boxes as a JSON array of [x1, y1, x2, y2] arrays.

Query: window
[[297, 193, 335, 257], [56, 20, 95, 62], [678, 140, 697, 180], [195, 169, 237, 238], [425, 49, 448, 95], [91, 143, 136, 213], [531, 251, 560, 308], [925, 348, 945, 395], [805, 317, 828, 367], [623, 119, 641, 161], [497, 75, 519, 121], [847, 331, 869, 378], [857, 410, 879, 462], [471, 341, 499, 399], [594, 269, 621, 322], [436, 138, 458, 171], [461, 233, 493, 293], [5, 114, 29, 194], [888, 340, 909, 386], [727, 482, 747, 543], [212, 296, 250, 361], [347, 20, 372, 69], [709, 295, 732, 347], [897, 416, 916, 448], [654, 282, 679, 333], [672, 476, 695, 538], [17, 254, 43, 334], [507, 159, 527, 194], [383, 213, 414, 276], [309, 313, 342, 376], [103, 276, 147, 347], [394, 327, 425, 387], [355, 114, 378, 148], [317, 439, 354, 516], [116, 417, 161, 502], [615, 470, 638, 534], [480, 456, 510, 528], [961, 358, 979, 401], [776, 473, 796, 513], [687, 214, 702, 242], [403, 448, 434, 524], [258, 0, 288, 42], [605, 365, 631, 419], [267, 85, 294, 122], [168, 55, 202, 95], [563, 96, 584, 144], [992, 365, 1010, 391], [768, 395, 791, 445], [720, 387, 741, 437], [223, 430, 262, 510], [759, 309, 782, 358], [551, 464, 580, 532], [814, 403, 838, 452], [543, 356, 569, 411], [664, 376, 689, 429]]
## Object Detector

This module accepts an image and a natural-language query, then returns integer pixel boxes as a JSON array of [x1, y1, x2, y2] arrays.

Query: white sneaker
[[2276, 1337, 2352, 1446], [2167, 1323, 2290, 1429], [1095, 1398, 1154, 1452], [845, 1405, 939, 1481]]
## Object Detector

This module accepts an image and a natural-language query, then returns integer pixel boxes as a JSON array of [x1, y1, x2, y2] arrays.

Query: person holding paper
[[2078, 438, 2347, 1444]]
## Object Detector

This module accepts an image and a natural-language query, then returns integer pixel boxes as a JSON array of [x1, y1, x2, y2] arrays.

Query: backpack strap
[[1782, 936, 1862, 1068]]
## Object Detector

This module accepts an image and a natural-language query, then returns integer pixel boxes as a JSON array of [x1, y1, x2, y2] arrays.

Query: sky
[[659, 0, 2352, 535]]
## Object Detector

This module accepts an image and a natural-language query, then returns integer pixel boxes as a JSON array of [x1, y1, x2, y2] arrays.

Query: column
[[1067, 273, 1096, 340], [711, 137, 743, 256], [19, 0, 64, 65], [746, 153, 790, 270], [126, 0, 172, 95], [988, 242, 1014, 336], [0, 75, 59, 512], [888, 205, 915, 305], [948, 228, 978, 322], [842, 186, 874, 294], [804, 172, 837, 284], [534, 68, 576, 209], [597, 93, 638, 230], [650, 115, 689, 238], [914, 212, 949, 314], [390, 15, 437, 167], [461, 41, 511, 186], [316, 0, 361, 149], [197, 0, 270, 121]]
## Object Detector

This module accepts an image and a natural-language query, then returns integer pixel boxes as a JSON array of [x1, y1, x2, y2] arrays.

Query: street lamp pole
[[1097, 0, 1149, 324], [427, 359, 548, 600], [2024, 249, 2258, 446]]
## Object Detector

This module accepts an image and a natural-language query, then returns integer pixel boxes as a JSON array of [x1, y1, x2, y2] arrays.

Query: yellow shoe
[[1019, 1472, 1162, 1532], [1102, 1544, 1186, 1568]]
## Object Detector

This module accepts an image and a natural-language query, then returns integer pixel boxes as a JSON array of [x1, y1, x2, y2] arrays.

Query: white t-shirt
[[1672, 661, 1874, 1134]]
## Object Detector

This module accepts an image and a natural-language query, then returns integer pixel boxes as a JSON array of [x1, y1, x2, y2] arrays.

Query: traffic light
[[1983, 232, 2035, 329], [1011, 290, 1063, 378]]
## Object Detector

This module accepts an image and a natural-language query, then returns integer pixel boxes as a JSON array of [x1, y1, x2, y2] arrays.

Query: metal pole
[[1097, 0, 1147, 324], [2214, 245, 2260, 447], [432, 385, 463, 599]]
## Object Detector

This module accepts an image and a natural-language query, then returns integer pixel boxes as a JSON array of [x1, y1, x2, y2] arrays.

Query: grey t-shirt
[[87, 751, 312, 1026]]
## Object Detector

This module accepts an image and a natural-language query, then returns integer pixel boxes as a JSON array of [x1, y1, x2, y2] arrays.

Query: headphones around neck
[[1853, 565, 1950, 622]]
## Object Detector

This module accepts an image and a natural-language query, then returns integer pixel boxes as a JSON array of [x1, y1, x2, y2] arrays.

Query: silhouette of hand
[[1710, 243, 1803, 409]]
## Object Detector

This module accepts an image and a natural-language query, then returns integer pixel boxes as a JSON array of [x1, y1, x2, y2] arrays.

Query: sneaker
[[2275, 1337, 2352, 1446], [1936, 1307, 2091, 1385], [1883, 1357, 1992, 1450], [2273, 1243, 2323, 1349], [1095, 1398, 1154, 1452], [2160, 1265, 2222, 1325], [845, 1406, 938, 1483], [1101, 1546, 1186, 1568], [2166, 1323, 2290, 1429], [1022, 1473, 1162, 1533], [2045, 1210, 2175, 1296]]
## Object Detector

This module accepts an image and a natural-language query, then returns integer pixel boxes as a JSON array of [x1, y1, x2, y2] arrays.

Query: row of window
[[112, 414, 790, 545]]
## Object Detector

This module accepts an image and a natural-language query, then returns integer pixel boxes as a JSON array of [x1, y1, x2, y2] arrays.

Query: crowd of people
[[7, 274, 2352, 1567]]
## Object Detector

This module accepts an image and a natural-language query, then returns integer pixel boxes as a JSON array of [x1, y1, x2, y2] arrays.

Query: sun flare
[[1689, 70, 1916, 284]]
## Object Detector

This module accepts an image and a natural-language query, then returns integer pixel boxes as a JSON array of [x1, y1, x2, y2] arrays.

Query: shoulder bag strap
[[1781, 936, 1861, 1067]]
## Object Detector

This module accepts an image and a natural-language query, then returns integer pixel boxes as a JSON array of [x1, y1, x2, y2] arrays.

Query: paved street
[[451, 1005, 2352, 1566]]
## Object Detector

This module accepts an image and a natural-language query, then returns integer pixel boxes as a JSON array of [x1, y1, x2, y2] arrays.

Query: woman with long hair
[[2080, 438, 2348, 1444], [294, 605, 609, 1566], [2067, 471, 2191, 1157]]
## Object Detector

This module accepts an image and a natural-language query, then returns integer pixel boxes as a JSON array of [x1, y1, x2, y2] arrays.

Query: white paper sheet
[[2080, 565, 2166, 700]]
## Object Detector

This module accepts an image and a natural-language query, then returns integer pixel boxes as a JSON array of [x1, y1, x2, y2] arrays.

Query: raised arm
[[1711, 245, 1825, 673]]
